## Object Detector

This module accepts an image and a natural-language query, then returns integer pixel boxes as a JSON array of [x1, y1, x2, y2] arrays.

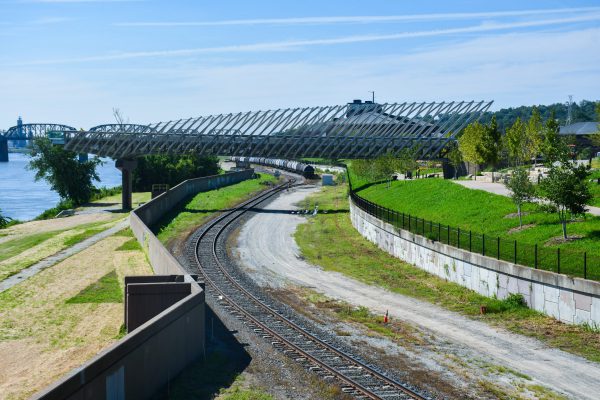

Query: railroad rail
[[185, 179, 429, 400]]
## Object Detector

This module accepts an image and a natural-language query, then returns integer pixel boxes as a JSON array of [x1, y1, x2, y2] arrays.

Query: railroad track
[[186, 179, 429, 400]]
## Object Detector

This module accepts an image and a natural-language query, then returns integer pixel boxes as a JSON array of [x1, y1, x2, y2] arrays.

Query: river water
[[0, 153, 122, 221]]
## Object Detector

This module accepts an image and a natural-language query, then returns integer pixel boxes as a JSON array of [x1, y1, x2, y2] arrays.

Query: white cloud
[[15, 13, 600, 66], [116, 7, 600, 27], [1, 28, 598, 127]]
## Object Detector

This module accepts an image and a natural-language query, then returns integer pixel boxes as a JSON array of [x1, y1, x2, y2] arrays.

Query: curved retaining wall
[[349, 198, 600, 326]]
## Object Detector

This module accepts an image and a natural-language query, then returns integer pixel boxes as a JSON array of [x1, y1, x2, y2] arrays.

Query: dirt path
[[234, 185, 600, 400], [453, 180, 600, 216]]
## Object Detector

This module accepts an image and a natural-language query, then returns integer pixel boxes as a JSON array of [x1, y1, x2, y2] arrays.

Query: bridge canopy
[[61, 100, 491, 160]]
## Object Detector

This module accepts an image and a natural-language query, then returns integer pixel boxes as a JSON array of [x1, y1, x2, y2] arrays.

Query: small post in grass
[[457, 227, 461, 249], [447, 225, 450, 244], [534, 244, 537, 269], [497, 237, 500, 260], [438, 222, 441, 241], [584, 252, 587, 279], [469, 230, 472, 252], [514, 240, 517, 264], [557, 248, 560, 274]]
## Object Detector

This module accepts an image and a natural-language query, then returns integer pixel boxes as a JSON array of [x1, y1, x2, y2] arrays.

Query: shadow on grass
[[65, 270, 122, 304], [153, 306, 251, 399]]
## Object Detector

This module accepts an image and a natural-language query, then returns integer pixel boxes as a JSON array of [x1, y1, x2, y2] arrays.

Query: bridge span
[[2, 99, 492, 208]]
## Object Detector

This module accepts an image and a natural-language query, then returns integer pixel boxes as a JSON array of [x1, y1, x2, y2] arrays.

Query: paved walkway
[[235, 186, 600, 400], [453, 180, 600, 216], [0, 219, 128, 293]]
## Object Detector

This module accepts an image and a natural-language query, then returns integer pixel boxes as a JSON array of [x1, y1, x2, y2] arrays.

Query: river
[[0, 153, 122, 221]]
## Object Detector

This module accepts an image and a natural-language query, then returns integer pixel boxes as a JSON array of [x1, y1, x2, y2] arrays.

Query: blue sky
[[0, 0, 599, 129]]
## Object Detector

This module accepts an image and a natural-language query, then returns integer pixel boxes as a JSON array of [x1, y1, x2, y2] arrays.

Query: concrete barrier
[[349, 198, 600, 326], [33, 171, 254, 399]]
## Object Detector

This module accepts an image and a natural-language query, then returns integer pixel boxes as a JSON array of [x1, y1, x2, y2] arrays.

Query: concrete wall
[[33, 275, 205, 400], [349, 199, 600, 326]]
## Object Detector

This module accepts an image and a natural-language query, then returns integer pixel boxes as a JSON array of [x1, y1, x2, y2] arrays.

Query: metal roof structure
[[559, 122, 599, 136], [63, 100, 492, 159]]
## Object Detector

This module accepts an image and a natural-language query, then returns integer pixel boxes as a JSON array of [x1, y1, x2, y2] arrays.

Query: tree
[[539, 162, 591, 239], [28, 138, 102, 206], [541, 111, 568, 165], [479, 115, 502, 179], [505, 117, 526, 166], [523, 107, 544, 166], [591, 101, 600, 149], [396, 148, 418, 179], [0, 209, 11, 229], [446, 143, 463, 179], [504, 168, 535, 228], [458, 121, 486, 177], [132, 153, 220, 191], [373, 152, 399, 188]]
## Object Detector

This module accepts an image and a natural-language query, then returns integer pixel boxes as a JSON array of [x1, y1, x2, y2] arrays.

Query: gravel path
[[0, 219, 128, 293], [453, 180, 600, 216], [235, 185, 600, 400]]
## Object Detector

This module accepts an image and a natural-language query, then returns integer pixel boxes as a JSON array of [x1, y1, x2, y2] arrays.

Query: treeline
[[478, 99, 598, 131], [132, 153, 220, 191]]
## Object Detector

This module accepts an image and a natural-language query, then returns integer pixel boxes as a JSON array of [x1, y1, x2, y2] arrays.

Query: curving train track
[[185, 178, 429, 400]]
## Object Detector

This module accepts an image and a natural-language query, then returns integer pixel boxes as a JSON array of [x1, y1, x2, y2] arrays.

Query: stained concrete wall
[[349, 199, 600, 326], [33, 275, 205, 400]]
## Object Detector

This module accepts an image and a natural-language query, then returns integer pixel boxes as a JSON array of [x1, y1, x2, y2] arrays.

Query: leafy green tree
[[504, 168, 535, 228], [523, 107, 544, 166], [133, 153, 220, 191], [479, 115, 502, 179], [458, 121, 486, 177], [0, 209, 11, 229], [541, 111, 568, 165], [505, 117, 526, 166], [446, 143, 463, 179], [539, 162, 591, 239], [396, 148, 418, 178], [591, 101, 600, 148], [28, 138, 102, 205]]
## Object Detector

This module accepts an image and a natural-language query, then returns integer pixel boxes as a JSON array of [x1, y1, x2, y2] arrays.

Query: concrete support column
[[0, 137, 8, 162], [116, 159, 138, 210]]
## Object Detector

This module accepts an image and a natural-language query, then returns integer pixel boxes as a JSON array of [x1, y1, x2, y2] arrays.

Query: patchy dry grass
[[0, 234, 152, 398]]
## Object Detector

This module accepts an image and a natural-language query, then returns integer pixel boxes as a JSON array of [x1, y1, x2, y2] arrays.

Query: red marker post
[[383, 310, 389, 324]]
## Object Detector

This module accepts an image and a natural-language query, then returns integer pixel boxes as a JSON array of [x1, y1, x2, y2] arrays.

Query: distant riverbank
[[0, 153, 122, 221]]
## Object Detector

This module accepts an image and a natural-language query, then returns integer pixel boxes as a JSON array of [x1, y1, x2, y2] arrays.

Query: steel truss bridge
[[2, 100, 492, 160]]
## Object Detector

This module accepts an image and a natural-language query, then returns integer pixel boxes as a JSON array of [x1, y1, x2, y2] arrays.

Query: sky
[[0, 0, 599, 129]]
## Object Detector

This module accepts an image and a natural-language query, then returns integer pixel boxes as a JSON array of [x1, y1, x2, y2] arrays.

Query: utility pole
[[566, 95, 573, 125], [369, 91, 375, 103]]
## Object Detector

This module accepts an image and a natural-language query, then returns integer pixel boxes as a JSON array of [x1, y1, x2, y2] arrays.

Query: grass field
[[0, 232, 152, 398], [91, 191, 151, 207], [589, 170, 600, 207], [155, 173, 278, 245], [351, 176, 600, 279], [0, 218, 122, 281], [294, 184, 600, 363]]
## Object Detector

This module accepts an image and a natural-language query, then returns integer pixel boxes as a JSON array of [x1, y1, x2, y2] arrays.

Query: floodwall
[[33, 170, 254, 399], [349, 199, 600, 326]]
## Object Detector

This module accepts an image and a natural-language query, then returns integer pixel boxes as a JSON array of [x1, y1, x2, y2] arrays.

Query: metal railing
[[347, 175, 599, 282]]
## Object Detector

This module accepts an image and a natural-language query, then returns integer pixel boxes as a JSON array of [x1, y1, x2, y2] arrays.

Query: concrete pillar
[[0, 137, 8, 162], [116, 159, 138, 210], [78, 153, 88, 163]]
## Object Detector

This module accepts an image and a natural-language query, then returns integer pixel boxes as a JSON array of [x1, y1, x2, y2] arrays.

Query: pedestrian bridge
[[2, 100, 491, 161]]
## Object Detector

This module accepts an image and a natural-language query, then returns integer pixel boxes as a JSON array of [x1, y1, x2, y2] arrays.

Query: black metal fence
[[347, 177, 599, 282]]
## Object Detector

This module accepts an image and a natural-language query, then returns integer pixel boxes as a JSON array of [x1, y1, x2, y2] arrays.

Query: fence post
[[457, 227, 461, 249], [447, 225, 450, 244], [469, 231, 472, 252], [422, 218, 425, 236], [438, 222, 441, 241], [557, 248, 560, 274], [482, 234, 485, 256], [497, 237, 500, 260], [514, 240, 517, 264], [534, 244, 537, 269], [584, 252, 587, 279], [408, 215, 411, 231]]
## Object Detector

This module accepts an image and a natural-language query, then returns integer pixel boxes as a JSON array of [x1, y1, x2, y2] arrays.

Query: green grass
[[66, 270, 122, 304], [0, 231, 63, 263], [116, 238, 141, 251], [155, 174, 278, 245], [91, 191, 151, 206], [294, 184, 600, 362], [62, 227, 106, 246], [352, 177, 600, 279]]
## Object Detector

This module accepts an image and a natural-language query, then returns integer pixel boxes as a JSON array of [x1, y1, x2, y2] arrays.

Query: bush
[[90, 186, 121, 201], [35, 200, 75, 220]]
